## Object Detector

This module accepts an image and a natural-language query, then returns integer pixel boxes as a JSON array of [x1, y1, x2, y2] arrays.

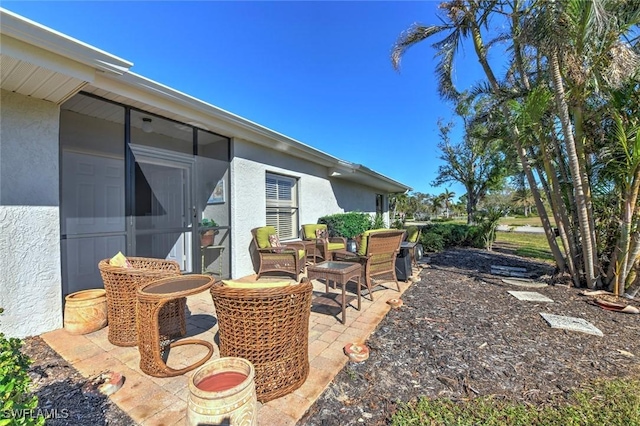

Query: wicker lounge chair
[[301, 223, 347, 261], [98, 257, 186, 347], [210, 278, 313, 402], [335, 229, 405, 300], [252, 226, 306, 280]]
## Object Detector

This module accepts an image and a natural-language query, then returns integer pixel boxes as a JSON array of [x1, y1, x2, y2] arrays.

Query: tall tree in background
[[432, 97, 508, 224], [392, 0, 640, 290], [441, 188, 456, 218]]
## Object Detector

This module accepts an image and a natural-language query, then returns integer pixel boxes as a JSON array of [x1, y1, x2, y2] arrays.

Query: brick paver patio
[[41, 269, 418, 425]]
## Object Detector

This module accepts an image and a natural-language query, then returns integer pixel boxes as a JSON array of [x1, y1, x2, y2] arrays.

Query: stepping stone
[[491, 265, 528, 272], [539, 313, 603, 336], [502, 278, 547, 288], [491, 265, 532, 278], [508, 291, 553, 302]]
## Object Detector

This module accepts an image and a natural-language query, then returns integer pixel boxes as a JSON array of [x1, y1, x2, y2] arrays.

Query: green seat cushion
[[222, 280, 291, 289], [302, 224, 327, 239], [327, 242, 345, 251], [406, 226, 419, 243], [266, 247, 305, 260], [256, 226, 277, 249], [357, 229, 392, 256]]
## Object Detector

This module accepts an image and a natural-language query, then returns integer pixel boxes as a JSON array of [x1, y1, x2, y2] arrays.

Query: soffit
[[0, 53, 87, 104]]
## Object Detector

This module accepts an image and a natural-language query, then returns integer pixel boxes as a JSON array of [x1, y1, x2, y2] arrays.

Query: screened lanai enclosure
[[60, 92, 231, 296]]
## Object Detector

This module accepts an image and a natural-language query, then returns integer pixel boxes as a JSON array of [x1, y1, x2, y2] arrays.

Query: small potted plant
[[199, 218, 218, 247]]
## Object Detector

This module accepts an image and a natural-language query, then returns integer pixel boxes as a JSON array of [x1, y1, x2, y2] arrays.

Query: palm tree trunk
[[540, 139, 579, 284], [571, 105, 600, 274], [549, 49, 598, 288], [468, 19, 567, 273]]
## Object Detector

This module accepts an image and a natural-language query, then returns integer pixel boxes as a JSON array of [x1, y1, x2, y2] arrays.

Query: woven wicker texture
[[98, 257, 186, 347], [210, 278, 313, 402], [301, 224, 347, 261], [335, 230, 404, 300], [136, 275, 214, 377], [251, 227, 306, 280]]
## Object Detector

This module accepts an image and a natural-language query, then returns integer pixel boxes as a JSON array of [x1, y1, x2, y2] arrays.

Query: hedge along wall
[[318, 212, 373, 239]]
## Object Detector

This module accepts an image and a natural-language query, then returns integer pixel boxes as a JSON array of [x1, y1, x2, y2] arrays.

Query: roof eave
[[0, 8, 132, 75]]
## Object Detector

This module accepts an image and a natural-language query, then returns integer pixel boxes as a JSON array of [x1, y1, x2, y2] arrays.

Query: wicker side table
[[307, 261, 362, 324], [136, 274, 215, 377]]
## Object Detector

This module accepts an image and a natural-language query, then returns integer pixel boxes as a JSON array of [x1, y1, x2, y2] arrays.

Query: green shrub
[[372, 213, 385, 229], [418, 223, 495, 251], [391, 219, 404, 229], [421, 232, 445, 252], [467, 225, 486, 248], [318, 212, 372, 238], [447, 224, 471, 246], [0, 310, 44, 426], [475, 208, 504, 250]]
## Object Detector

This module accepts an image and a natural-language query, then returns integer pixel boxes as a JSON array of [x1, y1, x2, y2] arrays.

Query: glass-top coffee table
[[307, 261, 362, 324]]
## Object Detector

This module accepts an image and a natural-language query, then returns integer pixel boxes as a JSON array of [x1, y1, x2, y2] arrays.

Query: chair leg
[[364, 275, 374, 301], [391, 270, 401, 292]]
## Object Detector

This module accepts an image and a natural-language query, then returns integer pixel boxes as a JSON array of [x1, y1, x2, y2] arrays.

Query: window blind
[[265, 173, 298, 239]]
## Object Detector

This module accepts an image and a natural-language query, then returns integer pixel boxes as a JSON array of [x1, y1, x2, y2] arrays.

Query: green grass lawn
[[391, 378, 640, 426], [498, 216, 555, 227], [494, 230, 555, 261], [419, 216, 553, 227]]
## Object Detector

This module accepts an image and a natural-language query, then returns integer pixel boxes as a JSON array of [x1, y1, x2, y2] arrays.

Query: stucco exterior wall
[[0, 89, 63, 338], [230, 138, 381, 278]]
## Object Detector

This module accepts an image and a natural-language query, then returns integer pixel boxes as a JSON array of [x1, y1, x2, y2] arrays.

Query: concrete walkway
[[42, 271, 417, 425]]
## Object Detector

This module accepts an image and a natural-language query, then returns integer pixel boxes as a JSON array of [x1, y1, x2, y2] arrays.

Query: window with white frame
[[265, 172, 299, 239]]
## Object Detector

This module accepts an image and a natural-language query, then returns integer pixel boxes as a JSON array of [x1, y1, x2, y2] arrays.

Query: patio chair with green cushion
[[301, 223, 347, 261], [335, 229, 405, 300], [405, 225, 421, 243], [404, 225, 422, 266], [252, 226, 306, 281]]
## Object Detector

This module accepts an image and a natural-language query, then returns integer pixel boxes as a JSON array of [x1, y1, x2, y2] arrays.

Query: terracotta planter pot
[[344, 343, 370, 362], [64, 289, 108, 335], [200, 230, 215, 247], [187, 357, 257, 426]]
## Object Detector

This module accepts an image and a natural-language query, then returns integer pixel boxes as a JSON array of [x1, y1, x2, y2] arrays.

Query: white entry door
[[131, 144, 194, 271]]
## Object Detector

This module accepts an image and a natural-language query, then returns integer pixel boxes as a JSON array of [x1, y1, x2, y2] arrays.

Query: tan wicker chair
[[98, 257, 186, 347], [252, 226, 306, 280], [301, 223, 347, 261], [335, 230, 405, 300], [210, 278, 313, 402]]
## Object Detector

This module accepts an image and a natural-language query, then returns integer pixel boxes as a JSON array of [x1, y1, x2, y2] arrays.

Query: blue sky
[[3, 1, 486, 198]]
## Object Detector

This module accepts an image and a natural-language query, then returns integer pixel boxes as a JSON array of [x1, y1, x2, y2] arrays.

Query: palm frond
[[391, 24, 449, 70]]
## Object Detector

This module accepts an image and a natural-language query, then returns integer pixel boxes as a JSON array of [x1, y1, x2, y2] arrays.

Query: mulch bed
[[22, 336, 134, 425], [300, 247, 640, 425], [19, 248, 640, 425]]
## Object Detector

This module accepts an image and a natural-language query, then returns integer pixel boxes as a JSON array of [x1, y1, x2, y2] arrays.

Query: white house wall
[[0, 89, 63, 338], [230, 138, 381, 278]]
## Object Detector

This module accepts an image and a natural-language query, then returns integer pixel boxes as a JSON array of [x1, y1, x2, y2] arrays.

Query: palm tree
[[392, 0, 640, 289], [521, 0, 640, 288], [441, 189, 456, 218], [431, 194, 444, 218]]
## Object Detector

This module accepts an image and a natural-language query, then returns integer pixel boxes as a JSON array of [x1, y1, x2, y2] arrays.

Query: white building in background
[[0, 8, 410, 338]]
